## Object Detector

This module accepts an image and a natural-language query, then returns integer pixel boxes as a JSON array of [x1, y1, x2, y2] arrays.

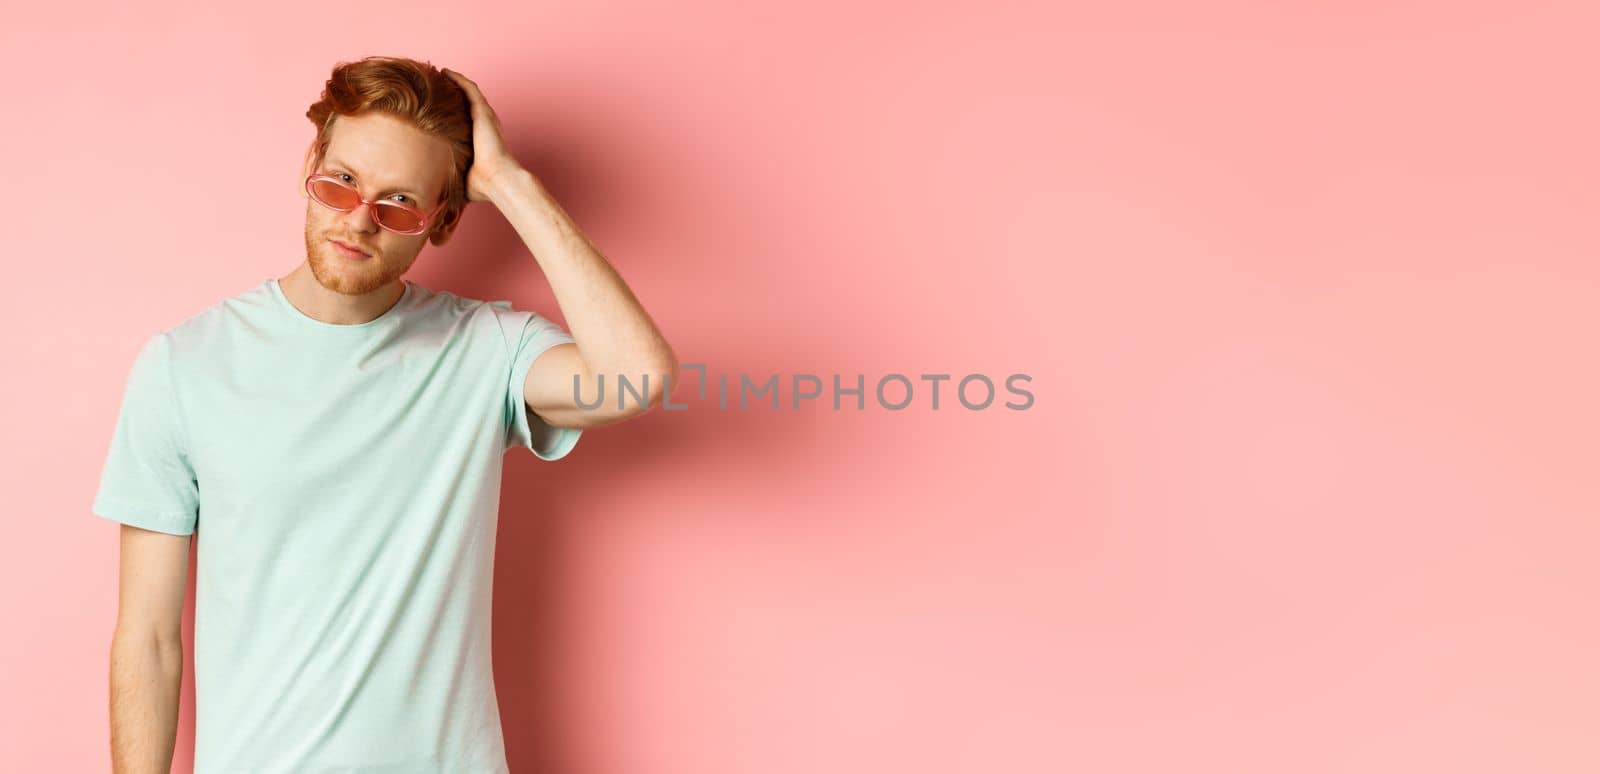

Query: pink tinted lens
[[309, 178, 360, 210], [373, 203, 424, 233]]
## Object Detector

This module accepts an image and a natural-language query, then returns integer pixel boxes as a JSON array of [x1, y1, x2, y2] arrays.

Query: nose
[[341, 201, 380, 234]]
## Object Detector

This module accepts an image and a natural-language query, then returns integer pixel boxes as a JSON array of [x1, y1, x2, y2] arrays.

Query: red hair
[[304, 56, 472, 245]]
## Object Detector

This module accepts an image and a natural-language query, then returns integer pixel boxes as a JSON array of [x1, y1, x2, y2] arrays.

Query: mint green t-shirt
[[92, 277, 581, 773]]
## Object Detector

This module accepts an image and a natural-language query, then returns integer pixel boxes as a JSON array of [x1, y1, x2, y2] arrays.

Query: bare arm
[[108, 523, 191, 773], [441, 68, 676, 427], [496, 171, 678, 428]]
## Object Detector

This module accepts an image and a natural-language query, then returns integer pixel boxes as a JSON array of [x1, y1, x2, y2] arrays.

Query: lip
[[330, 238, 372, 259]]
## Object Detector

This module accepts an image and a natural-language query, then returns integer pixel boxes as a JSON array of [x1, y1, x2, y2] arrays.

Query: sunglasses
[[304, 171, 447, 235]]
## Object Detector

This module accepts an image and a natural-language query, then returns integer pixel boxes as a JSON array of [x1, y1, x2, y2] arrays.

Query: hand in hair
[[443, 67, 527, 203]]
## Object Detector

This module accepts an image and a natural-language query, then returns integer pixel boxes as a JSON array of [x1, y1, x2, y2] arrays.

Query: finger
[[443, 69, 498, 123], [445, 68, 480, 93], [443, 69, 476, 96]]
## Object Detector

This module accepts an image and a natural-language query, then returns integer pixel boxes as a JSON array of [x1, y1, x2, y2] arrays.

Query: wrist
[[485, 165, 538, 204]]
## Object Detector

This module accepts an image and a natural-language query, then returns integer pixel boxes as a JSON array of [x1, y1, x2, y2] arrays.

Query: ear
[[428, 205, 466, 247], [299, 140, 317, 192]]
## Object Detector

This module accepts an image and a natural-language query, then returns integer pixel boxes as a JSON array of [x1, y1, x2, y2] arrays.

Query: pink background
[[5, 1, 1598, 771]]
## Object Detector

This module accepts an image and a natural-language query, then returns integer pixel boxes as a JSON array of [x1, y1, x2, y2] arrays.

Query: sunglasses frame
[[304, 171, 448, 236]]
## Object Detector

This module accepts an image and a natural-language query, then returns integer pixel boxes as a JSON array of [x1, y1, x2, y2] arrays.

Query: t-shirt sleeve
[[91, 333, 200, 535], [491, 301, 582, 461]]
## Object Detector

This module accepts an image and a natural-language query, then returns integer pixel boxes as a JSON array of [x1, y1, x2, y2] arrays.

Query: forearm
[[487, 169, 678, 394], [108, 629, 183, 774]]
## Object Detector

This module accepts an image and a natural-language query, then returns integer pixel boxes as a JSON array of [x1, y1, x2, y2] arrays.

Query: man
[[93, 57, 677, 773]]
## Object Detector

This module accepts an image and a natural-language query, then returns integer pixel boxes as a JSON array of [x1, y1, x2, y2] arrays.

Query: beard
[[302, 220, 402, 297]]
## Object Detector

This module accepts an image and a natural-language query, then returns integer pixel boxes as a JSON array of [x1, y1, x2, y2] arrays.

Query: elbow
[[110, 623, 185, 672], [638, 357, 677, 413], [650, 353, 678, 407], [618, 355, 678, 415], [112, 617, 183, 651], [569, 354, 677, 425]]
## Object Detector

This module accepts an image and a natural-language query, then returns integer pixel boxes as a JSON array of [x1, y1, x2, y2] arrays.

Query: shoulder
[[404, 282, 515, 323], [431, 288, 550, 337], [401, 285, 544, 358], [158, 279, 276, 356]]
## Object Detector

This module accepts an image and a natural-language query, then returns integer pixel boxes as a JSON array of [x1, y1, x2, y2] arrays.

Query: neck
[[278, 263, 405, 325]]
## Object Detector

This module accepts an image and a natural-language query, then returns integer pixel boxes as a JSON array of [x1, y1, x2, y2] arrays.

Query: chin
[[308, 254, 393, 296]]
